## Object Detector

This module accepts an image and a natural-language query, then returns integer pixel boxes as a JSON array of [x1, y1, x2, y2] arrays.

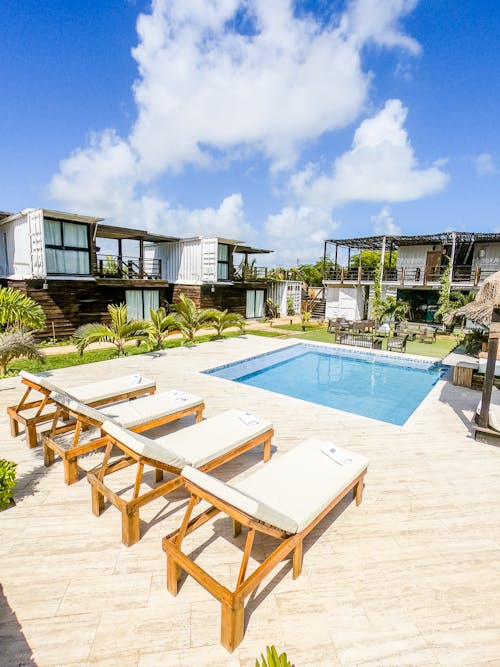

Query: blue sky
[[1, 0, 498, 265]]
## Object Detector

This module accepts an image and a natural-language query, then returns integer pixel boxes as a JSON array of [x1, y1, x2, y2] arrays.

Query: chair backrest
[[19, 370, 61, 394], [50, 391, 105, 425]]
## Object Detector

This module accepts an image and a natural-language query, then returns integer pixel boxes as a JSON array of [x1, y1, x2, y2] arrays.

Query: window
[[126, 290, 159, 321], [44, 219, 90, 275], [217, 243, 230, 280], [246, 289, 265, 318]]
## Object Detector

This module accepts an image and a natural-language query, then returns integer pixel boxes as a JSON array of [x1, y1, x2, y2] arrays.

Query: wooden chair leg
[[26, 423, 38, 448], [122, 508, 140, 547], [155, 469, 164, 483], [354, 477, 364, 506], [195, 407, 203, 423], [292, 540, 303, 579], [9, 415, 19, 438], [64, 457, 79, 485], [43, 442, 55, 467], [221, 597, 244, 653], [91, 485, 105, 516], [263, 437, 271, 462], [166, 554, 180, 595], [232, 519, 241, 537]]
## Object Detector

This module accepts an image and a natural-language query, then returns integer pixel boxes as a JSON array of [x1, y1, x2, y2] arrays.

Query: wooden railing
[[325, 264, 495, 286], [96, 254, 162, 279], [232, 266, 268, 282]]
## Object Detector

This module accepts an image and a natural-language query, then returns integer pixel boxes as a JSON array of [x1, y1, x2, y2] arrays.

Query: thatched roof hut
[[445, 270, 500, 328]]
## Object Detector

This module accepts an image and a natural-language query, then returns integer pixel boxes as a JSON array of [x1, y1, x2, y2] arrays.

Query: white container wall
[[472, 242, 500, 274], [325, 286, 364, 320], [268, 281, 302, 316]]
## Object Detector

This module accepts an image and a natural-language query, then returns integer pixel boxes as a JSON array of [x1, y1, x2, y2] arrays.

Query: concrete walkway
[[1, 336, 499, 666]]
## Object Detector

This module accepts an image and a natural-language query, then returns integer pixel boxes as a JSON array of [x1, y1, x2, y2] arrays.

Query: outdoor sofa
[[162, 439, 368, 652], [89, 410, 274, 546], [42, 389, 204, 484]]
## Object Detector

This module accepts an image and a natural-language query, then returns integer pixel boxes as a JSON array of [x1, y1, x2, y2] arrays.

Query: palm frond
[[0, 287, 46, 330], [0, 330, 45, 374]]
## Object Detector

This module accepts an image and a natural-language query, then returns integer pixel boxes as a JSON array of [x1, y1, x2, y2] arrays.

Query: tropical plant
[[301, 308, 312, 330], [0, 286, 46, 331], [264, 298, 279, 321], [371, 263, 382, 319], [0, 330, 45, 375], [148, 307, 180, 350], [350, 249, 397, 270], [286, 296, 295, 316], [209, 309, 245, 339], [172, 293, 217, 344], [73, 303, 151, 356], [0, 459, 17, 510], [255, 645, 293, 667], [374, 296, 411, 334]]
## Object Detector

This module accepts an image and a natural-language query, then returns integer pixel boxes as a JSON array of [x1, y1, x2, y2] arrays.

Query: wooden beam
[[479, 336, 498, 427]]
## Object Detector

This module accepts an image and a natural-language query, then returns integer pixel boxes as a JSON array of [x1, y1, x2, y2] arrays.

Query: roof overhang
[[325, 231, 500, 250], [233, 244, 273, 255], [96, 224, 178, 243]]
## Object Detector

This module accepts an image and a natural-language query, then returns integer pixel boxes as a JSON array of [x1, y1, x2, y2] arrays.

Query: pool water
[[205, 344, 445, 426]]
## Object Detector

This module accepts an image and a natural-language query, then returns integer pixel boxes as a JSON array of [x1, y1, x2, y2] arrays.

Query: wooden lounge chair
[[88, 410, 274, 547], [387, 334, 408, 353], [7, 370, 156, 448], [42, 389, 205, 484], [162, 439, 368, 652]]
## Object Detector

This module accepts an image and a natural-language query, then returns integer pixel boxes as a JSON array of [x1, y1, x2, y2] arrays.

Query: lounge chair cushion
[[183, 439, 368, 534], [20, 370, 156, 403], [50, 390, 203, 428], [101, 409, 272, 470]]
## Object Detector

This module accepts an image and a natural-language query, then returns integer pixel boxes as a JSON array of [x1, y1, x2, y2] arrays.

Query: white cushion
[[478, 359, 500, 376], [182, 465, 298, 534], [50, 389, 203, 428], [21, 370, 156, 404], [101, 409, 273, 469], [183, 439, 368, 534], [476, 386, 500, 432]]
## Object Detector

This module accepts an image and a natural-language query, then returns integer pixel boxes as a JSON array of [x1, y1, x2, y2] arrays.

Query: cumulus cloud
[[371, 205, 400, 235], [473, 153, 496, 176], [264, 206, 338, 264], [49, 1, 424, 261], [289, 99, 449, 208]]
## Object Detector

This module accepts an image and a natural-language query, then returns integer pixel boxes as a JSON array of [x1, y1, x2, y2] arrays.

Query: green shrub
[[256, 645, 293, 667], [0, 459, 17, 510]]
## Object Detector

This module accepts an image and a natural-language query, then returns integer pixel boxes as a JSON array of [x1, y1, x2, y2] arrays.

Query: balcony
[[325, 264, 495, 286], [232, 266, 268, 282], [95, 254, 162, 280]]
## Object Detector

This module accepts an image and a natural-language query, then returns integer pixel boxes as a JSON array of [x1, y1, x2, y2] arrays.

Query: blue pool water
[[205, 344, 445, 426]]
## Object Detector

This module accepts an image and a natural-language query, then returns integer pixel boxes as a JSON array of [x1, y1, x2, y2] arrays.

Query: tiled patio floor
[[1, 336, 499, 666]]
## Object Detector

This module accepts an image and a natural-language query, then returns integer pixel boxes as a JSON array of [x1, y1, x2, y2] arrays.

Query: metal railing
[[232, 266, 268, 282], [96, 254, 162, 279], [325, 264, 496, 286]]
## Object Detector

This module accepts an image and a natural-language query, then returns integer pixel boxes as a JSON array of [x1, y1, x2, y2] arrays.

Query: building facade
[[322, 232, 500, 323]]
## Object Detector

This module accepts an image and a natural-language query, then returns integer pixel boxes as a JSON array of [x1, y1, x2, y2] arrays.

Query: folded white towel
[[321, 442, 353, 466], [170, 390, 188, 401], [237, 411, 259, 426], [128, 374, 143, 386]]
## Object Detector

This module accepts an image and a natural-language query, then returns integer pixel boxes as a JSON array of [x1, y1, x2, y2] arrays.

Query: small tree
[[210, 310, 245, 339], [172, 294, 217, 344], [0, 330, 45, 375], [0, 287, 45, 330], [371, 264, 382, 321], [73, 303, 151, 356], [375, 296, 410, 334], [148, 307, 180, 350]]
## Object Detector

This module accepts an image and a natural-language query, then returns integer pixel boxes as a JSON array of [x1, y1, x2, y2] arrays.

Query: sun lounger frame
[[42, 398, 205, 485], [7, 375, 155, 448], [87, 425, 274, 547], [162, 466, 367, 652]]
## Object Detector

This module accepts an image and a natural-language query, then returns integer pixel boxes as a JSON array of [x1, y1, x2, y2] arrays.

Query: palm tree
[[0, 330, 45, 375], [172, 294, 217, 344], [148, 307, 181, 350], [374, 296, 410, 334], [210, 310, 245, 339], [0, 287, 45, 331], [73, 303, 151, 356]]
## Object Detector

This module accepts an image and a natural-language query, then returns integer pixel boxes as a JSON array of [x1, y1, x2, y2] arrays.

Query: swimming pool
[[204, 343, 445, 426]]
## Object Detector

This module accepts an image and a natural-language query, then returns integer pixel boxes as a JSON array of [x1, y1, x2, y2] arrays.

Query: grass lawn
[[246, 329, 287, 338], [4, 331, 245, 377], [290, 329, 460, 359], [276, 323, 326, 332]]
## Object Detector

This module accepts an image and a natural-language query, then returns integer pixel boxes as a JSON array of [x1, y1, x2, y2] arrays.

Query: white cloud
[[289, 99, 449, 208], [371, 205, 400, 235], [473, 153, 496, 176], [48, 1, 424, 264], [264, 206, 338, 265]]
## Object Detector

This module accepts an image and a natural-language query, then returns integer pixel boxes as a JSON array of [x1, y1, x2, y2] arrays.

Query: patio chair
[[42, 389, 205, 485], [88, 410, 274, 546], [7, 370, 156, 448], [387, 334, 408, 353], [162, 439, 368, 652]]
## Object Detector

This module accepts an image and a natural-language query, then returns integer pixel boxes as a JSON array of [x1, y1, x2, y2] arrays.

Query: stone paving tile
[[1, 336, 500, 665]]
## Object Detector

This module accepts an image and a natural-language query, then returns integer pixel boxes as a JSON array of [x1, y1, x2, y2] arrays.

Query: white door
[[246, 290, 265, 318], [338, 288, 362, 320]]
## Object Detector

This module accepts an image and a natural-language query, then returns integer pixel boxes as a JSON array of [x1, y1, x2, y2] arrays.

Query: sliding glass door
[[246, 289, 265, 319]]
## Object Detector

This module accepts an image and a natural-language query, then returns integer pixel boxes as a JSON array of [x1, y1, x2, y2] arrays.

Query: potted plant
[[301, 309, 312, 331]]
